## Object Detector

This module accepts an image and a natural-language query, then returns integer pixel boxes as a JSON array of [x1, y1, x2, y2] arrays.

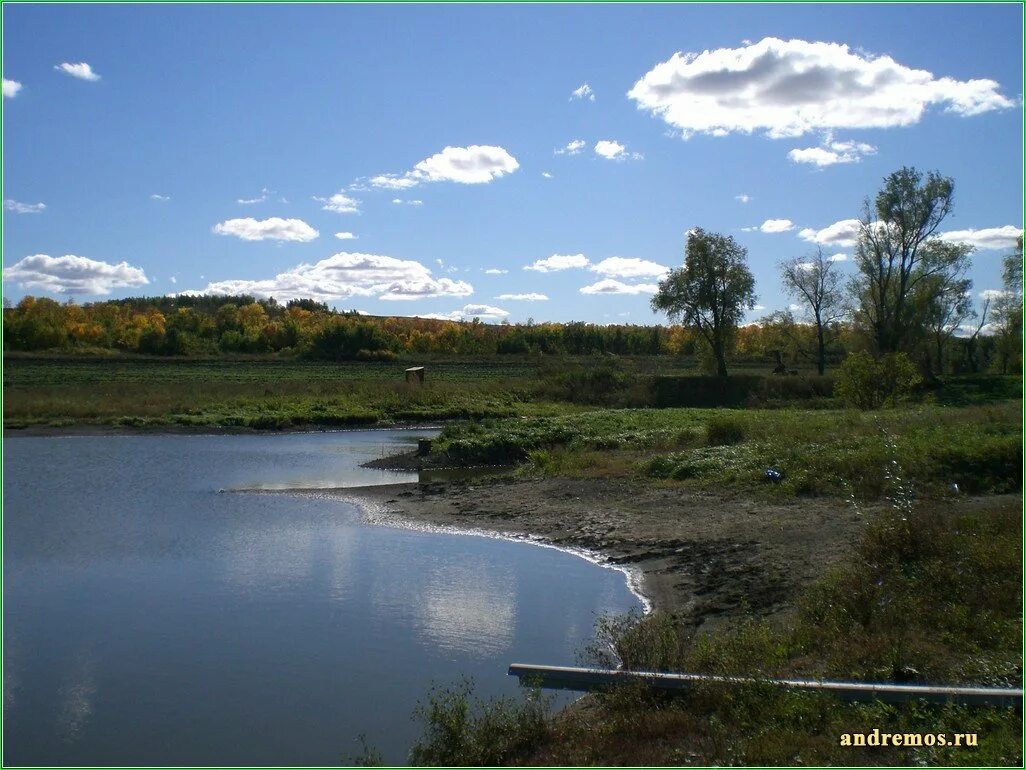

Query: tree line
[[2, 295, 676, 358], [653, 167, 1023, 377]]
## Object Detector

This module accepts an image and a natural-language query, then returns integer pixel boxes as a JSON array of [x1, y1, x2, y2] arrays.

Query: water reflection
[[414, 560, 517, 657], [217, 518, 357, 599], [3, 431, 641, 765], [55, 647, 97, 743]]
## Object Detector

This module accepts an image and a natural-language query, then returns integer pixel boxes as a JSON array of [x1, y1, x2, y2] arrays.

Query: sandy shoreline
[[299, 475, 867, 632]]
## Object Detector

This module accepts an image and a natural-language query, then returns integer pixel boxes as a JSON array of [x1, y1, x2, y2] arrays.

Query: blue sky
[[2, 3, 1023, 325]]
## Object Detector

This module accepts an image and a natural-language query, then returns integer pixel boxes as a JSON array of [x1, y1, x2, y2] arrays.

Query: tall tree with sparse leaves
[[652, 228, 756, 377], [780, 249, 845, 375]]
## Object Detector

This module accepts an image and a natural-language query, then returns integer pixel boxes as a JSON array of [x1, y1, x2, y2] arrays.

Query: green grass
[[1, 357, 577, 428], [4, 354, 1018, 433], [432, 402, 1022, 498]]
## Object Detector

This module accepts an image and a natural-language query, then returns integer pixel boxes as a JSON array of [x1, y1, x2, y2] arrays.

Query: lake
[[2, 430, 641, 766]]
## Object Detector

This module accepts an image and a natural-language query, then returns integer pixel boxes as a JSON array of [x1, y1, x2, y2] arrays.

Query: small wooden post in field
[[405, 366, 426, 385]]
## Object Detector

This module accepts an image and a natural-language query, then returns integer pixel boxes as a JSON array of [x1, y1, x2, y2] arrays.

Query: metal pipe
[[508, 663, 1023, 709]]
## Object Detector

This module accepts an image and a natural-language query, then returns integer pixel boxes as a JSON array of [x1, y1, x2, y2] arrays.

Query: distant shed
[[405, 366, 426, 385]]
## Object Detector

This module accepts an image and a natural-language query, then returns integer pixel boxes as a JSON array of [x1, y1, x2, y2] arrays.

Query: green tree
[[991, 235, 1024, 374], [652, 228, 756, 377], [850, 167, 963, 354], [911, 240, 975, 375]]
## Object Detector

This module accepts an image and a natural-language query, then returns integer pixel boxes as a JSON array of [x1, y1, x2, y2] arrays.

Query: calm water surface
[[3, 430, 640, 766]]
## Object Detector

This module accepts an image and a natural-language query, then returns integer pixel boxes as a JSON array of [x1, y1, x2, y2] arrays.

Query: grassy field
[[430, 401, 1022, 499], [1, 356, 572, 428], [4, 353, 1018, 432], [1, 352, 828, 429]]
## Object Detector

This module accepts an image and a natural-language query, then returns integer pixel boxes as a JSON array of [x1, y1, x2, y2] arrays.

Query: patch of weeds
[[706, 415, 746, 446], [408, 678, 550, 767]]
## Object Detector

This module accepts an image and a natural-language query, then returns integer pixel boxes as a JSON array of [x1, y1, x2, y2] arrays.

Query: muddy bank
[[329, 475, 867, 632]]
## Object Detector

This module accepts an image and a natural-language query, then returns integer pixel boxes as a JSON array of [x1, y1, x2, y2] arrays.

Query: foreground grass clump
[[433, 403, 1022, 498], [406, 495, 1022, 766], [407, 679, 549, 767]]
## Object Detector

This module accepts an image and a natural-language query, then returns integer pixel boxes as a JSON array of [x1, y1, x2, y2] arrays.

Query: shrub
[[835, 351, 921, 409], [652, 375, 763, 407], [536, 360, 634, 405], [706, 415, 745, 445], [408, 679, 549, 766], [583, 610, 692, 672], [755, 375, 835, 403]]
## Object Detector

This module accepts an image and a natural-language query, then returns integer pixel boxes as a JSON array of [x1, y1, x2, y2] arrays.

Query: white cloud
[[4, 199, 46, 214], [939, 225, 1023, 251], [580, 279, 659, 295], [372, 145, 519, 190], [182, 252, 473, 303], [392, 198, 423, 206], [628, 37, 1014, 139], [369, 174, 419, 190], [746, 218, 794, 234], [212, 217, 319, 242], [788, 139, 877, 166], [55, 62, 100, 81], [799, 218, 862, 247], [752, 304, 766, 311], [594, 140, 643, 161], [314, 191, 360, 214], [3, 79, 22, 98], [170, 276, 177, 284], [496, 293, 549, 301], [555, 139, 586, 156], [541, 171, 553, 179], [421, 304, 509, 321], [594, 140, 625, 160], [525, 253, 590, 272], [827, 252, 848, 262], [150, 194, 170, 202], [483, 268, 508, 275], [415, 146, 519, 184], [335, 232, 358, 240], [735, 194, 751, 203], [590, 257, 669, 278], [4, 254, 148, 295], [979, 289, 1010, 301], [571, 83, 595, 101], [237, 195, 266, 205]]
